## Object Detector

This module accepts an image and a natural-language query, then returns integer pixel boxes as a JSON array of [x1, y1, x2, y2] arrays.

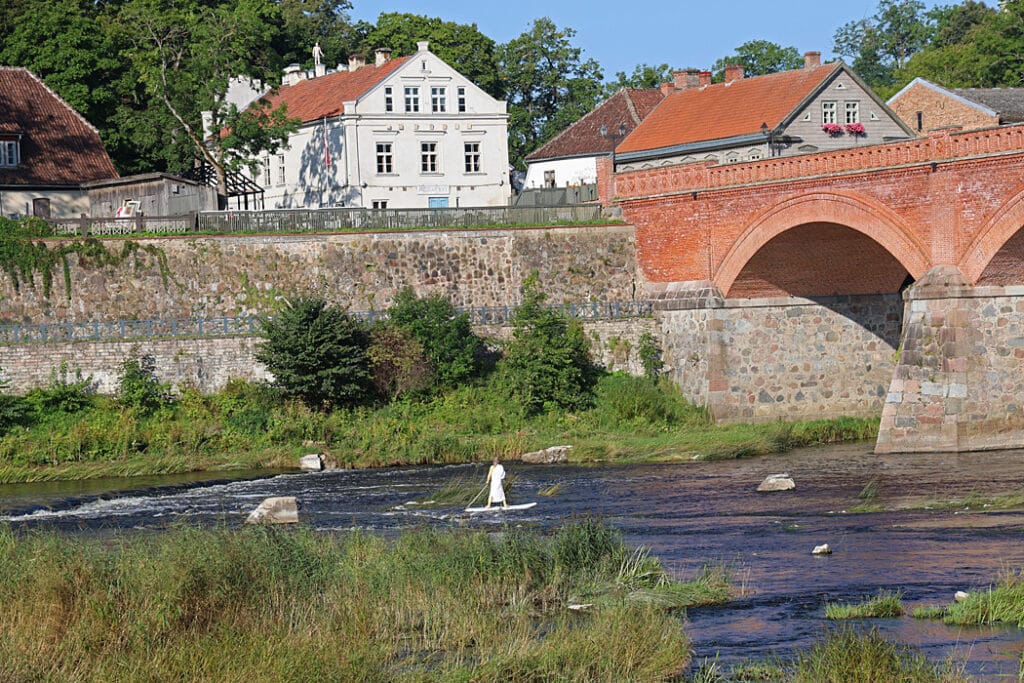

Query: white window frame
[[748, 149, 762, 161], [420, 141, 439, 173], [276, 153, 286, 186], [845, 101, 860, 124], [431, 87, 446, 113], [261, 155, 271, 186], [375, 142, 393, 174], [372, 200, 388, 209], [0, 140, 19, 167], [384, 86, 393, 112], [821, 101, 837, 124], [404, 86, 419, 113], [464, 142, 480, 173], [457, 87, 466, 113]]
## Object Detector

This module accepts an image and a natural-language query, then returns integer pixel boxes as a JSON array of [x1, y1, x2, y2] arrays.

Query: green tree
[[0, 369, 28, 435], [276, 0, 353, 69], [367, 325, 434, 400], [386, 287, 483, 388], [711, 40, 802, 79], [927, 0, 995, 48], [117, 354, 170, 416], [834, 0, 930, 87], [604, 63, 676, 96], [358, 13, 502, 98], [256, 298, 372, 409], [116, 0, 298, 205], [499, 275, 596, 414], [499, 18, 604, 168]]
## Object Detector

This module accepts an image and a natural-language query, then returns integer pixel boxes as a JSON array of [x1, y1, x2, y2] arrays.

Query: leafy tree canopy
[[604, 63, 676, 96], [276, 0, 354, 69], [358, 13, 502, 98], [834, 0, 930, 88], [499, 17, 604, 168], [711, 40, 802, 80]]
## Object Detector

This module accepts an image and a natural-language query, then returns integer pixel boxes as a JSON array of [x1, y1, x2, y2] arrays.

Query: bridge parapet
[[605, 123, 1024, 201]]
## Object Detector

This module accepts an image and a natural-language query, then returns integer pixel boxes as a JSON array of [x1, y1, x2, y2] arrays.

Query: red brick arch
[[715, 191, 932, 296], [959, 183, 1024, 284]]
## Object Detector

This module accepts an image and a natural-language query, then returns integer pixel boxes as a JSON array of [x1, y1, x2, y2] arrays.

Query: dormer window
[[0, 139, 19, 167]]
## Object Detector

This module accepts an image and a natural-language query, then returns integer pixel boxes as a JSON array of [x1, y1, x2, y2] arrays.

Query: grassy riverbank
[[0, 374, 878, 483], [0, 521, 724, 682]]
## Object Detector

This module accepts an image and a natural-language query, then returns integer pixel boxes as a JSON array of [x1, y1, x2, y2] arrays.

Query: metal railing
[[49, 215, 197, 237], [0, 301, 652, 345]]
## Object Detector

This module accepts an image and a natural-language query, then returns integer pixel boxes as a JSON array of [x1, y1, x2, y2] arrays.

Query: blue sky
[[351, 0, 962, 80]]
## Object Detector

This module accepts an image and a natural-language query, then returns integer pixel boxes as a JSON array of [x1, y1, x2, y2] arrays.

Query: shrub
[[117, 354, 170, 415], [367, 325, 434, 400], [499, 274, 597, 414], [386, 287, 483, 388], [256, 298, 373, 410], [24, 363, 94, 414], [637, 332, 664, 380], [0, 369, 28, 436]]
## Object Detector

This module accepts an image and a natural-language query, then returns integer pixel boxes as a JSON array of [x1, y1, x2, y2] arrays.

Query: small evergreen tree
[[117, 353, 170, 415], [499, 274, 596, 414], [256, 298, 372, 410], [387, 287, 483, 388]]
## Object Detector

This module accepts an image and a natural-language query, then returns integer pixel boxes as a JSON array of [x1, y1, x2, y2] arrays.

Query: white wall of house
[[523, 156, 598, 189], [0, 188, 88, 219], [253, 44, 510, 210]]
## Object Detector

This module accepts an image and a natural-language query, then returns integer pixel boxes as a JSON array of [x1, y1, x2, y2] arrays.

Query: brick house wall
[[888, 80, 999, 135]]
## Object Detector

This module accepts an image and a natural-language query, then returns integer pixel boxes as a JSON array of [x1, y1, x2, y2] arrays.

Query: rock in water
[[299, 454, 323, 471], [246, 496, 299, 525], [757, 473, 796, 492], [812, 543, 832, 555], [954, 590, 970, 602], [520, 445, 572, 464]]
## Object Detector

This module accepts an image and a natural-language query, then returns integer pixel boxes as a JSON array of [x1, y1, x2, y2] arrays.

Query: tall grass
[[825, 590, 904, 620], [938, 569, 1024, 628], [0, 520, 718, 681]]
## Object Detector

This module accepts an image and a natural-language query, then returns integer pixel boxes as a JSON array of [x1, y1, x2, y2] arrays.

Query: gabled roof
[[525, 88, 666, 162], [953, 87, 1024, 123], [257, 57, 411, 124], [887, 78, 1000, 118], [0, 67, 117, 186], [617, 63, 842, 156]]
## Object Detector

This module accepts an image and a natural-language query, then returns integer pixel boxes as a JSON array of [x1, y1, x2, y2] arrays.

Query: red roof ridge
[[0, 66, 104, 138]]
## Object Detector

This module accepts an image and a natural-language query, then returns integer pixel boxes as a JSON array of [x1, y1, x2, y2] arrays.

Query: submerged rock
[[299, 454, 324, 471], [757, 473, 796, 492], [521, 445, 572, 464], [246, 496, 299, 525], [812, 543, 832, 555]]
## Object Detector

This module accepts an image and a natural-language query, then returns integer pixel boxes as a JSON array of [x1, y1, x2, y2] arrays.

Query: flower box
[[821, 123, 844, 136]]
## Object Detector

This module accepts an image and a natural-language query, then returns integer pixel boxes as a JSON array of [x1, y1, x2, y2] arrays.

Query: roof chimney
[[348, 53, 366, 71], [699, 71, 712, 87], [282, 63, 303, 86], [660, 82, 673, 96], [804, 51, 822, 69], [375, 48, 392, 67], [673, 69, 701, 91], [724, 64, 744, 82], [416, 41, 429, 52]]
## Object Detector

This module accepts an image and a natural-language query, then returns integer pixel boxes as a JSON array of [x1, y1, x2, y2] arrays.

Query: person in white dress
[[484, 456, 507, 509]]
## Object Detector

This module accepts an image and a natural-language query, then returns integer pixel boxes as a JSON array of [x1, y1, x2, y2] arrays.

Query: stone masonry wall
[[657, 293, 903, 421], [0, 225, 639, 323], [877, 270, 1024, 453], [0, 319, 657, 395]]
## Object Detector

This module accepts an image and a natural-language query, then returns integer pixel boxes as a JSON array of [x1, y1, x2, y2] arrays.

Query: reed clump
[[0, 520, 719, 681], [824, 589, 904, 620]]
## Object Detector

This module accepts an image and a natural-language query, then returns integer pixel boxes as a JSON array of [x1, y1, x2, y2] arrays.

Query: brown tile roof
[[0, 67, 117, 185], [617, 64, 840, 155], [258, 57, 411, 123], [526, 89, 665, 161]]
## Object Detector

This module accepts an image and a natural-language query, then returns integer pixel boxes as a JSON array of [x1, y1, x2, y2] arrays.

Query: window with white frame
[[457, 87, 466, 113], [821, 101, 836, 124], [404, 86, 419, 112], [276, 154, 286, 186], [372, 200, 388, 209], [261, 155, 271, 186], [464, 142, 480, 173], [376, 142, 393, 174], [431, 87, 446, 113], [384, 87, 393, 112], [748, 149, 762, 161], [0, 139, 19, 167], [421, 142, 438, 173], [845, 101, 859, 123]]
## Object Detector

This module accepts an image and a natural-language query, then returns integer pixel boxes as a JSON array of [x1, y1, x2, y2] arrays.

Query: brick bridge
[[598, 125, 1024, 453]]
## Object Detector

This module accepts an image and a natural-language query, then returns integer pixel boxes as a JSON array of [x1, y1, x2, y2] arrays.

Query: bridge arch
[[960, 183, 1024, 284], [715, 192, 932, 297]]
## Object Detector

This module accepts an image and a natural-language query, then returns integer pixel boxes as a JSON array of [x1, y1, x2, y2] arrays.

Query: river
[[3, 441, 1024, 680]]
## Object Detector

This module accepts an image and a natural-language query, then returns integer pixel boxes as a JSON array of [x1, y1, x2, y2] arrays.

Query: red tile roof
[[526, 89, 665, 161], [617, 64, 840, 154], [0, 67, 117, 185], [258, 57, 411, 123]]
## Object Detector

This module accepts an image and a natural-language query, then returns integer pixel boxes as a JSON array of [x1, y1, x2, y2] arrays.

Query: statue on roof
[[313, 42, 324, 67]]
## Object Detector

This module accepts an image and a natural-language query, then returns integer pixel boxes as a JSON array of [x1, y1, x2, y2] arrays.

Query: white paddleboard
[[465, 502, 537, 513]]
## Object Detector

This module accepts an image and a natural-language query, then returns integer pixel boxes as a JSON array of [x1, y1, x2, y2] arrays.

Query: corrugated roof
[[526, 88, 665, 161], [953, 88, 1024, 123], [0, 67, 117, 185], [258, 57, 411, 123], [617, 64, 840, 155]]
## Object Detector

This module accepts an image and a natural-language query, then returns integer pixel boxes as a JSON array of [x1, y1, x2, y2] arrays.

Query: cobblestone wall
[[0, 225, 639, 323], [0, 319, 657, 395]]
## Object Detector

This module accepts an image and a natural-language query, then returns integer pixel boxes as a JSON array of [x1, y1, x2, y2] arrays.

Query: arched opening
[[977, 226, 1024, 286], [728, 222, 912, 298]]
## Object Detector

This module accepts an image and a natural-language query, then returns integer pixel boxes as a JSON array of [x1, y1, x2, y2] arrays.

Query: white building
[[248, 41, 510, 209]]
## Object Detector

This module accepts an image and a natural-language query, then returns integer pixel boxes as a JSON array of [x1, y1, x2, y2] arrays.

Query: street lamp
[[600, 122, 627, 167]]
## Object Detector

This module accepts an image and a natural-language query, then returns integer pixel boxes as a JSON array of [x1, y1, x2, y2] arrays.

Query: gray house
[[615, 53, 914, 171]]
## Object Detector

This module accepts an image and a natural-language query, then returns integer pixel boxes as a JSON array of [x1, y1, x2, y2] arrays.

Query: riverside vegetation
[[0, 279, 876, 483]]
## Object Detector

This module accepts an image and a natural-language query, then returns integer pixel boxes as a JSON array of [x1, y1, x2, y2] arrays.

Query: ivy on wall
[[0, 218, 173, 300]]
